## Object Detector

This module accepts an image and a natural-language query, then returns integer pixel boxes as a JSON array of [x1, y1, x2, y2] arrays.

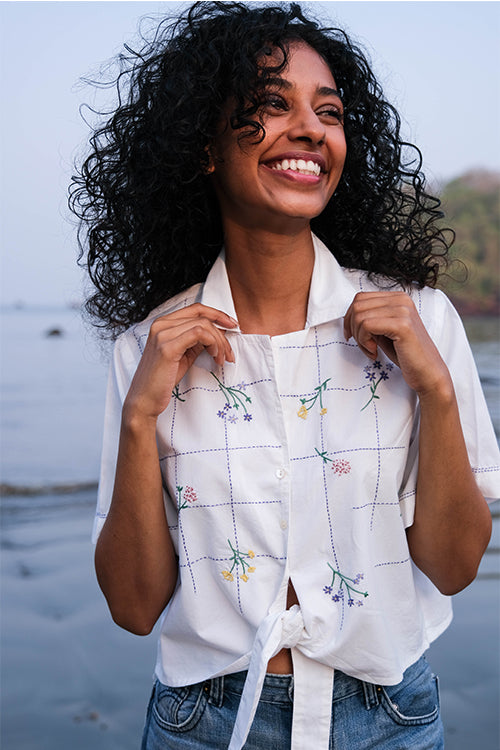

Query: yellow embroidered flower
[[240, 574, 249, 582], [297, 404, 308, 419], [248, 550, 255, 558], [222, 570, 234, 582], [320, 407, 327, 416]]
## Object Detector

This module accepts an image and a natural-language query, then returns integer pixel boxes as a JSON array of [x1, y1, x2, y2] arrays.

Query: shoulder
[[343, 267, 463, 339], [115, 282, 203, 359]]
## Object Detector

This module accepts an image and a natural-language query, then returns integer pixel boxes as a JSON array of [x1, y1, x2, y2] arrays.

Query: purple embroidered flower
[[217, 410, 226, 419], [228, 414, 238, 424], [385, 362, 394, 371], [361, 360, 393, 411], [325, 563, 368, 608], [236, 382, 248, 391], [224, 402, 231, 410], [243, 413, 253, 422]]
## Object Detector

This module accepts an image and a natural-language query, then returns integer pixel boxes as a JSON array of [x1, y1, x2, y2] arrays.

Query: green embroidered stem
[[298, 378, 330, 418], [327, 563, 369, 599], [171, 385, 185, 402], [211, 372, 252, 414], [176, 485, 187, 510], [222, 540, 256, 582], [360, 376, 384, 411], [315, 447, 332, 464]]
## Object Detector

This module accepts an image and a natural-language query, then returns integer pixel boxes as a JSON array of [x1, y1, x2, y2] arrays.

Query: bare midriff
[[266, 580, 298, 674]]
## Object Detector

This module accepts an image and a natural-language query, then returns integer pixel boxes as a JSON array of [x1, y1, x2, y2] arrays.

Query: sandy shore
[[1, 490, 498, 749]]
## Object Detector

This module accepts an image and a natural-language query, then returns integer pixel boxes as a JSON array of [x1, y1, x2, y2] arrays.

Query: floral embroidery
[[297, 378, 330, 419], [331, 458, 351, 475], [221, 540, 257, 583], [361, 361, 394, 411], [176, 485, 198, 510], [171, 385, 186, 402], [211, 373, 252, 422], [324, 565, 368, 606], [315, 448, 351, 475]]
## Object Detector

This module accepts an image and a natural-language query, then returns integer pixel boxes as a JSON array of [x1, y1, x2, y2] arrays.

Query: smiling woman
[[68, 3, 500, 750]]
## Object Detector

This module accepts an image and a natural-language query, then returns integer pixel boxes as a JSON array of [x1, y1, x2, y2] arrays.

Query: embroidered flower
[[221, 540, 257, 583], [324, 563, 368, 608], [297, 378, 330, 418], [361, 361, 393, 411], [315, 449, 351, 477], [331, 459, 351, 476], [176, 485, 198, 510], [212, 373, 253, 422]]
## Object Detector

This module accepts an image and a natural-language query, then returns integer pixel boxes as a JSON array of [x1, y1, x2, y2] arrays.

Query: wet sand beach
[[1, 489, 498, 749]]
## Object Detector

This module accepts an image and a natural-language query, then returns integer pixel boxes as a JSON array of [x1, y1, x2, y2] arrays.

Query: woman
[[70, 3, 500, 748]]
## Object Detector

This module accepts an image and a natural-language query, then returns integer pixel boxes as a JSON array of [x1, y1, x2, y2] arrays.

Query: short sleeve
[[91, 333, 137, 543], [399, 288, 500, 525]]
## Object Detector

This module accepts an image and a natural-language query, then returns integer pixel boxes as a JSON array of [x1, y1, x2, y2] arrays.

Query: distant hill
[[437, 169, 500, 315]]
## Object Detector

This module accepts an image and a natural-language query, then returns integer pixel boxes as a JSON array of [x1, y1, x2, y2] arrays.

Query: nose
[[287, 106, 326, 146]]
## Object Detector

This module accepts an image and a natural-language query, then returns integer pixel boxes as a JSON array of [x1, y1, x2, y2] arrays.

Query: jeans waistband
[[204, 668, 382, 710]]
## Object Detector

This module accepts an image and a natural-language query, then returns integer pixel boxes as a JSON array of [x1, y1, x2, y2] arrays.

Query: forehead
[[260, 40, 337, 89]]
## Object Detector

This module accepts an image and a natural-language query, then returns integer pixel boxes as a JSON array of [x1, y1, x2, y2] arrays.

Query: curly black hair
[[69, 1, 453, 337]]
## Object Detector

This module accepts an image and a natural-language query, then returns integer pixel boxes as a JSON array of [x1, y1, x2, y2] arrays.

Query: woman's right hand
[[123, 303, 238, 422]]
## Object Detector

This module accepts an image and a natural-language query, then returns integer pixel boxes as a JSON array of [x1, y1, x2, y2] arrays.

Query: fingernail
[[229, 316, 239, 327]]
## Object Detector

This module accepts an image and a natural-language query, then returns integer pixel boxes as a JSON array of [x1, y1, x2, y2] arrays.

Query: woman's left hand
[[343, 291, 452, 397]]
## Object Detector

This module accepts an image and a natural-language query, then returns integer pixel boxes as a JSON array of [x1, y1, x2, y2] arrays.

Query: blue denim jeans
[[141, 655, 443, 749]]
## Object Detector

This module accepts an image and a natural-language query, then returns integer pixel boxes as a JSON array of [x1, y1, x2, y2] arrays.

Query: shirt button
[[280, 520, 288, 530], [276, 468, 286, 479]]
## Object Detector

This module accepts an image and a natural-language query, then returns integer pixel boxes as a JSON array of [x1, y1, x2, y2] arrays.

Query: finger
[[156, 320, 234, 367], [154, 303, 239, 329]]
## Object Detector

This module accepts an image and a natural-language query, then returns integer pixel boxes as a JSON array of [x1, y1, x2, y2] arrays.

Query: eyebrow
[[266, 76, 343, 101]]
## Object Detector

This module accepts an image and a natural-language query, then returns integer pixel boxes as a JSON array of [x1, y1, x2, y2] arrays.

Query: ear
[[202, 145, 215, 175]]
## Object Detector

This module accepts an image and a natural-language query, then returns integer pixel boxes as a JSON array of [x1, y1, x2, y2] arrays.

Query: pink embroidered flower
[[331, 459, 351, 476], [184, 486, 197, 503]]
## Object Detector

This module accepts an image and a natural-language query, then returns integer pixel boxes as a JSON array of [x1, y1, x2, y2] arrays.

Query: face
[[210, 41, 347, 233]]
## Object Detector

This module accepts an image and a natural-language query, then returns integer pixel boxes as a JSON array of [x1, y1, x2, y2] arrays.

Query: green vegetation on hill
[[437, 169, 500, 315]]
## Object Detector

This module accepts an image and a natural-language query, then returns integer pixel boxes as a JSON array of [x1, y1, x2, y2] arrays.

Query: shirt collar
[[200, 233, 358, 330]]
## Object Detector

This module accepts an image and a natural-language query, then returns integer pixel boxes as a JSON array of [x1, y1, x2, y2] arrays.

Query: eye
[[317, 105, 344, 124], [262, 93, 288, 112]]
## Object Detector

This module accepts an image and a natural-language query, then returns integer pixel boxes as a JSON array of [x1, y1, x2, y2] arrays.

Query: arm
[[95, 304, 237, 634], [344, 292, 492, 596]]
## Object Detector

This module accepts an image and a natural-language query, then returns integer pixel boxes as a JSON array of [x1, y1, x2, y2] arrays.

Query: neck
[[223, 224, 315, 336]]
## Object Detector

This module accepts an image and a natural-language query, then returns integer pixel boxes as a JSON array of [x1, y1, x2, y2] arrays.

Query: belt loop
[[362, 680, 380, 710], [205, 675, 224, 707]]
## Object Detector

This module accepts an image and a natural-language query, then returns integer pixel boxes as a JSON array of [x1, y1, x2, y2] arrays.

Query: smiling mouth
[[269, 158, 322, 177]]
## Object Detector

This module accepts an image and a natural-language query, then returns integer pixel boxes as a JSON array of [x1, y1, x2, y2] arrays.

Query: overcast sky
[[1, 1, 499, 306]]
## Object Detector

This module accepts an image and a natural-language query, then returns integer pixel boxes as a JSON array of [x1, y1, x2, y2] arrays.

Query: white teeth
[[271, 158, 321, 176]]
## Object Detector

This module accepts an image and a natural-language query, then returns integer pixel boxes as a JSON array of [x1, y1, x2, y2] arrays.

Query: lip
[[262, 151, 327, 173]]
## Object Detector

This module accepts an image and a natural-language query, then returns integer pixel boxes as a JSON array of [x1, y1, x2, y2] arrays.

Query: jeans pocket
[[378, 658, 440, 727], [151, 679, 207, 733]]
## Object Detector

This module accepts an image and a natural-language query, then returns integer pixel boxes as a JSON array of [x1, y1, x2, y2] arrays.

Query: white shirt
[[94, 235, 500, 749]]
